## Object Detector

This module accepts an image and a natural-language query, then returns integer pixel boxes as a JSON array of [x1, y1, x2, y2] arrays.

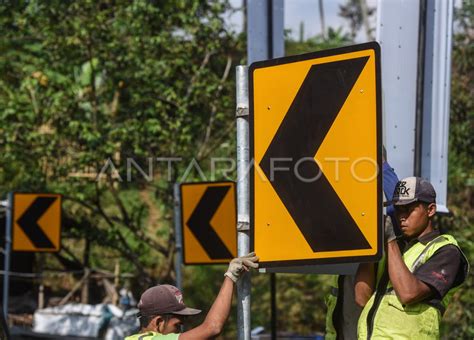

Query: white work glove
[[384, 215, 397, 243], [224, 252, 259, 283]]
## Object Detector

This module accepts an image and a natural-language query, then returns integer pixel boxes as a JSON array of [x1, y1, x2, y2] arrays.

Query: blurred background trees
[[0, 0, 472, 338], [441, 2, 474, 338], [0, 0, 242, 287]]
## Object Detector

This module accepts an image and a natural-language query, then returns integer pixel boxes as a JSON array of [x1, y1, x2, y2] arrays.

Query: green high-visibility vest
[[358, 234, 468, 340], [325, 258, 387, 339], [125, 331, 179, 340], [324, 275, 341, 340]]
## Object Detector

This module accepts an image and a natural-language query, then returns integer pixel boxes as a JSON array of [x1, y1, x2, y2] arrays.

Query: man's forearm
[[355, 263, 375, 306], [202, 277, 234, 334], [180, 277, 234, 339], [387, 241, 431, 304]]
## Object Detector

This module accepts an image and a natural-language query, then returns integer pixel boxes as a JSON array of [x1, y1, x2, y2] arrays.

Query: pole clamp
[[236, 107, 249, 117], [237, 221, 250, 231]]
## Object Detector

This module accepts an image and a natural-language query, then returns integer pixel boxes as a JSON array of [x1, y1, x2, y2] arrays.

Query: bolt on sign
[[13, 193, 62, 252], [250, 42, 382, 267], [180, 182, 237, 265]]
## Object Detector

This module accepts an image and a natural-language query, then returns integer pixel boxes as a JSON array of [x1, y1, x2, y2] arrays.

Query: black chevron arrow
[[260, 57, 371, 252], [16, 196, 57, 249], [187, 186, 233, 259]]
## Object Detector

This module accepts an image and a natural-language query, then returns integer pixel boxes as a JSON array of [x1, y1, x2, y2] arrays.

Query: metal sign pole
[[2, 192, 12, 318], [236, 65, 251, 340], [270, 273, 277, 340], [173, 184, 183, 291], [247, 2, 284, 337]]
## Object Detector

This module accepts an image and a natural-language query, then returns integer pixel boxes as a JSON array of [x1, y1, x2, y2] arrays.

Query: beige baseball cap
[[391, 177, 436, 206]]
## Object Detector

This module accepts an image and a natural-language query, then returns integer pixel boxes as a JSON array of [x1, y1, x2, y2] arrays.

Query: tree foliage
[[285, 27, 353, 56], [441, 3, 474, 339], [0, 0, 472, 338], [0, 0, 243, 290], [339, 0, 375, 41]]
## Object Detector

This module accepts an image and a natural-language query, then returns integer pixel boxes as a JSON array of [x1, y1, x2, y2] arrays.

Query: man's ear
[[154, 315, 164, 332], [427, 203, 436, 218]]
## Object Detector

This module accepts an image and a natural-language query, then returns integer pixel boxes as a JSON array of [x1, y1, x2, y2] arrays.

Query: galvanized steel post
[[236, 65, 251, 340], [173, 183, 183, 291], [2, 192, 12, 318], [245, 2, 284, 338]]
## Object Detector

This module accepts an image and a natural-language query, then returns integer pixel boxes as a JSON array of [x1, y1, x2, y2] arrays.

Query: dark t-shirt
[[403, 230, 468, 301]]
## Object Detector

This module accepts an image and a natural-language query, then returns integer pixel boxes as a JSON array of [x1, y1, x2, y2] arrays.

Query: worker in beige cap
[[125, 252, 259, 339], [356, 177, 468, 339]]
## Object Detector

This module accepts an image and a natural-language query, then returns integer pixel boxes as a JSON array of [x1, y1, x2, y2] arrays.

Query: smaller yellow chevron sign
[[13, 193, 62, 252], [180, 182, 237, 265]]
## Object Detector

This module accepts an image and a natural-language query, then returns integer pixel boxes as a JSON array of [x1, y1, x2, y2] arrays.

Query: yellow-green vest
[[325, 275, 341, 340], [325, 258, 387, 339], [358, 234, 468, 340], [125, 331, 179, 340]]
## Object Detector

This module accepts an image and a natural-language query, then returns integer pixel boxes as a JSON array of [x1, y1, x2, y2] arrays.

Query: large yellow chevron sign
[[250, 42, 382, 267]]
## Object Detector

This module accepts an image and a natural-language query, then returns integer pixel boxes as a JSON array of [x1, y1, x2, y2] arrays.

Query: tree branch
[[197, 120, 235, 161], [26, 84, 40, 117], [107, 177, 132, 226], [86, 33, 98, 128], [197, 55, 232, 159], [63, 189, 169, 256], [185, 50, 214, 100]]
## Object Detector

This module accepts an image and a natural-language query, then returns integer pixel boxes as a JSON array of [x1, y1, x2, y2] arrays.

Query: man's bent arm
[[180, 277, 234, 339], [387, 241, 432, 304], [355, 262, 375, 307]]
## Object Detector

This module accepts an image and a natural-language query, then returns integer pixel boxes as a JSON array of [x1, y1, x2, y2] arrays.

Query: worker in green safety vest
[[125, 252, 259, 340], [325, 148, 399, 340], [355, 177, 469, 339]]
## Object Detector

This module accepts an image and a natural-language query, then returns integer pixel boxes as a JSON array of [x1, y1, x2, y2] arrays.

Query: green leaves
[[442, 4, 474, 339], [0, 0, 240, 294]]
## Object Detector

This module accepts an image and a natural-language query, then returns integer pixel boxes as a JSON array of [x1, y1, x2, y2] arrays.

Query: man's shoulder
[[429, 234, 466, 261], [423, 238, 464, 270], [415, 238, 469, 298], [125, 332, 180, 340], [433, 243, 461, 255]]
